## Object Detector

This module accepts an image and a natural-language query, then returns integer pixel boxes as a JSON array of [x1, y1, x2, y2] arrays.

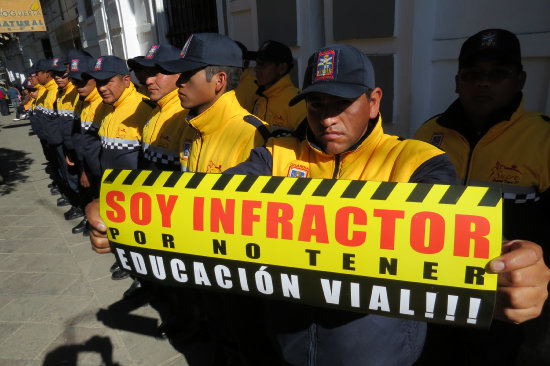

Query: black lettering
[[379, 257, 398, 275], [343, 253, 355, 271], [162, 233, 175, 248], [465, 266, 485, 285], [305, 249, 321, 266], [213, 239, 227, 255], [109, 227, 119, 240], [423, 262, 438, 280], [134, 230, 146, 244], [246, 243, 260, 259]]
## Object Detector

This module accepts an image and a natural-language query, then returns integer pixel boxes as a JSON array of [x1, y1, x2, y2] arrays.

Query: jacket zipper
[[332, 155, 340, 179]]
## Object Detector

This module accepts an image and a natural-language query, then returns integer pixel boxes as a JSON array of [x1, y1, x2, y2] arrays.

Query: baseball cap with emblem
[[156, 33, 243, 74], [47, 56, 69, 72], [289, 44, 375, 106], [68, 55, 96, 81], [127, 44, 181, 70], [459, 29, 522, 68], [255, 40, 293, 65], [84, 55, 129, 80]]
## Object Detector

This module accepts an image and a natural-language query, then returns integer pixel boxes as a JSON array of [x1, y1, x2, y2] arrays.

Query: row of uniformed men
[[24, 36, 305, 238]]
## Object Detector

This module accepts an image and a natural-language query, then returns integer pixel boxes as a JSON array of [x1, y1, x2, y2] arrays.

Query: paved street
[[0, 111, 187, 365]]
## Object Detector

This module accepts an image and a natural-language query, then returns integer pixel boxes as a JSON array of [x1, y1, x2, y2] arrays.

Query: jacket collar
[[256, 73, 294, 97], [188, 90, 240, 135], [44, 78, 57, 91], [85, 87, 102, 103], [156, 88, 180, 109], [113, 82, 137, 108], [437, 93, 523, 145]]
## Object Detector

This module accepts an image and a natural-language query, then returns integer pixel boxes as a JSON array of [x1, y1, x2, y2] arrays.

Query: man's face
[[306, 91, 381, 155], [29, 89, 38, 99], [96, 75, 130, 104], [456, 56, 525, 121], [254, 59, 287, 87], [29, 74, 38, 86], [71, 77, 96, 97], [36, 71, 50, 85], [143, 67, 180, 102], [54, 65, 70, 88], [176, 68, 218, 114]]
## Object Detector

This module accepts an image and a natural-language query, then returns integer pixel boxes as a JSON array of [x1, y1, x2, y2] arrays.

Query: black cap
[[235, 41, 257, 61], [68, 55, 96, 81], [48, 56, 68, 72], [157, 33, 243, 73], [35, 58, 51, 72], [289, 44, 375, 106], [24, 66, 36, 76], [128, 44, 181, 70], [85, 56, 129, 80], [459, 29, 522, 68], [256, 40, 293, 65]]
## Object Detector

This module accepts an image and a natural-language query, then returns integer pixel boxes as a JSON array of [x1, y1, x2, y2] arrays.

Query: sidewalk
[[0, 113, 186, 365]]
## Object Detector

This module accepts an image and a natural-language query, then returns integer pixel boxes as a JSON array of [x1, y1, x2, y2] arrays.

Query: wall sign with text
[[100, 169, 502, 328]]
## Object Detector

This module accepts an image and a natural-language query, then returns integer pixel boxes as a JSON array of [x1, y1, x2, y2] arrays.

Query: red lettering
[[335, 206, 367, 246], [193, 197, 204, 231], [454, 214, 490, 258], [266, 202, 293, 239], [410, 212, 445, 254], [373, 209, 405, 250], [242, 200, 262, 236], [211, 198, 235, 234], [298, 204, 329, 243], [157, 194, 178, 228], [130, 192, 151, 225], [105, 190, 125, 223]]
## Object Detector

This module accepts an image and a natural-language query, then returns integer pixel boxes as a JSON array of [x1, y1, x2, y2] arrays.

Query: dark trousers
[[0, 99, 8, 116]]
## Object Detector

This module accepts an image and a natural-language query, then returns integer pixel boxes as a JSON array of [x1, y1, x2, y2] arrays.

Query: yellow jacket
[[252, 73, 306, 131], [33, 78, 59, 142], [57, 82, 80, 148], [414, 96, 550, 254], [268, 115, 444, 181], [180, 90, 270, 173], [98, 82, 153, 171], [73, 88, 107, 179], [142, 89, 190, 170]]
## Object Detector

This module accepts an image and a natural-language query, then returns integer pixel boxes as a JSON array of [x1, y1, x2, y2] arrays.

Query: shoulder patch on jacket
[[243, 114, 271, 141], [540, 114, 550, 122]]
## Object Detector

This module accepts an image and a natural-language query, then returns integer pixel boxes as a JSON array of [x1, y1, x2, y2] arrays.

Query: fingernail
[[98, 223, 107, 231], [491, 260, 505, 272]]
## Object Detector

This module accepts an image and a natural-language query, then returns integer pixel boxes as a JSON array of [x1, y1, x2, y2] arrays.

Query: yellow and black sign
[[100, 169, 503, 328], [0, 0, 46, 33]]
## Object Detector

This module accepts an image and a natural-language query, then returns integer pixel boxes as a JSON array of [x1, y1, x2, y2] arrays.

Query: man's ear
[[214, 71, 228, 94], [518, 70, 526, 89], [277, 62, 289, 77], [369, 87, 382, 119], [123, 74, 131, 88]]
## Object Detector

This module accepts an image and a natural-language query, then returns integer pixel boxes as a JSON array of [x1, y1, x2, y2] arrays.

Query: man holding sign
[[87, 43, 550, 365]]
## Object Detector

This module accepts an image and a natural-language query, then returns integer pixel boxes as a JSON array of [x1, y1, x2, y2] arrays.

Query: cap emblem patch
[[94, 57, 104, 71], [480, 32, 497, 49], [315, 50, 335, 80], [146, 45, 159, 59], [180, 35, 193, 59], [52, 58, 59, 67], [70, 59, 79, 72]]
